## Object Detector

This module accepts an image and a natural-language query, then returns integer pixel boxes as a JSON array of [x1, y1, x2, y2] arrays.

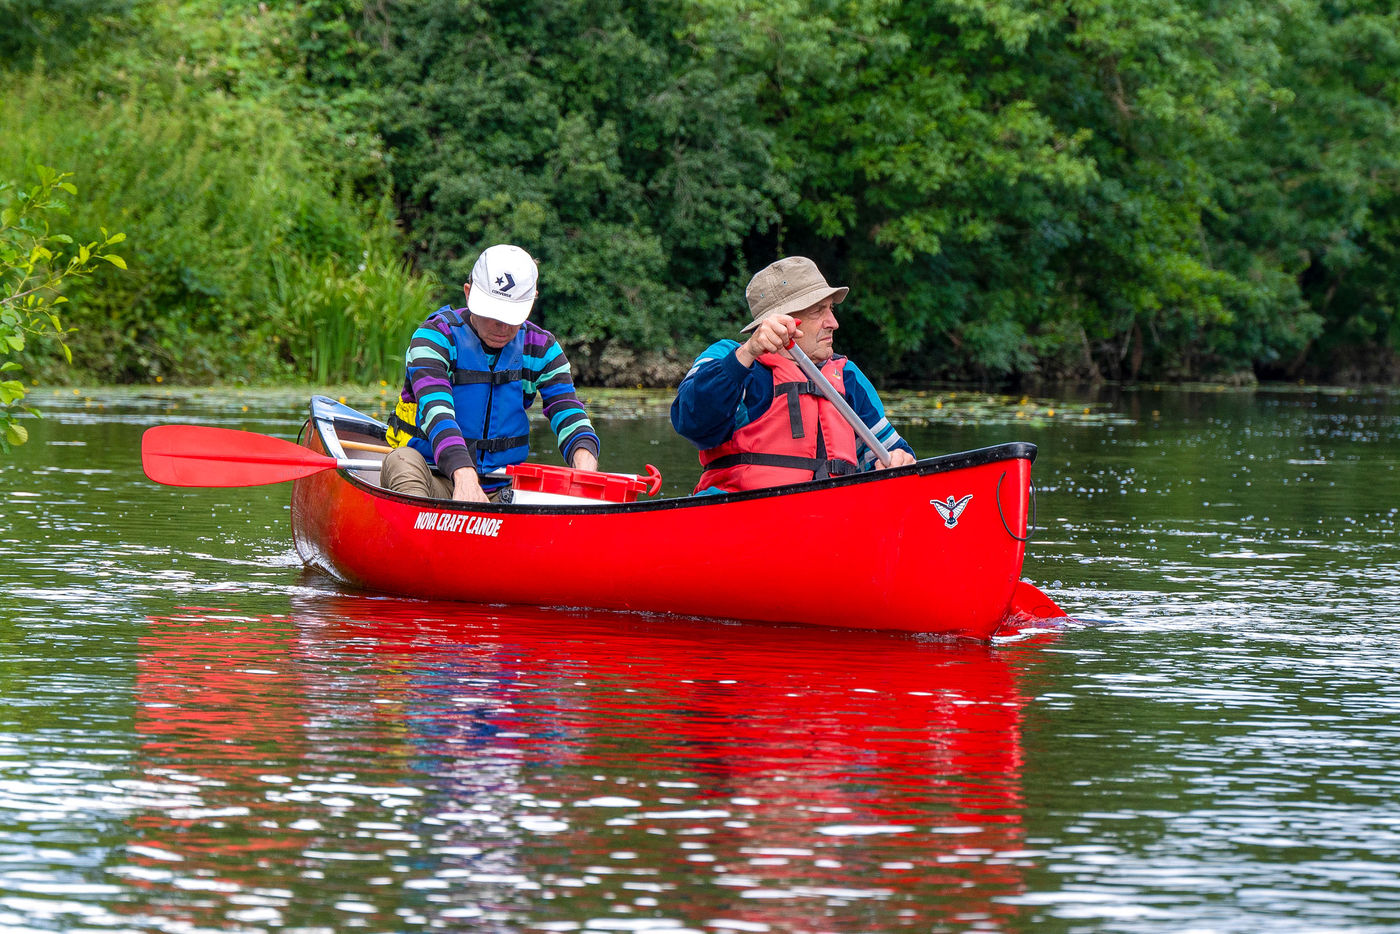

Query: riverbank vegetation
[[2, 0, 1397, 391]]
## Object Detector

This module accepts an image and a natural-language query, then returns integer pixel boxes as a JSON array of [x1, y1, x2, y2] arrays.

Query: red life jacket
[[696, 352, 860, 494]]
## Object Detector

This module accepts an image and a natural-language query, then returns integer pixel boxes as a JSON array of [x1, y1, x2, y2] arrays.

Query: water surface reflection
[[126, 595, 1042, 931], [9, 385, 1400, 932]]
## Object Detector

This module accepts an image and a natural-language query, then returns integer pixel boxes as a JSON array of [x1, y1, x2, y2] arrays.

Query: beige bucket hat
[[741, 256, 849, 333]]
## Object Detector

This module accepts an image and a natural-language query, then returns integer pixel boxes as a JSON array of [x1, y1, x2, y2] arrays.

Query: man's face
[[793, 296, 839, 364], [470, 313, 522, 350]]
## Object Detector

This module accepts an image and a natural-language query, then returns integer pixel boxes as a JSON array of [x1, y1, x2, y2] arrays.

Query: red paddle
[[141, 425, 379, 487], [141, 424, 665, 494]]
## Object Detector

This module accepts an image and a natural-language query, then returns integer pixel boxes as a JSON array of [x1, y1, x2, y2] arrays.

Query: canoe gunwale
[[305, 390, 1037, 516], [305, 415, 1038, 518]]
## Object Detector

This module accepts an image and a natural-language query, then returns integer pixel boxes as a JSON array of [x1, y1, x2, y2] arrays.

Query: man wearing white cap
[[382, 244, 600, 503], [671, 255, 915, 494]]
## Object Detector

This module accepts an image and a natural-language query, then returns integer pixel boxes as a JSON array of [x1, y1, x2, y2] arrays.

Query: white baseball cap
[[466, 244, 539, 325]]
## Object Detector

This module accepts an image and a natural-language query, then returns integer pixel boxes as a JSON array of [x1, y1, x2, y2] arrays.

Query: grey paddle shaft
[[786, 342, 892, 466]]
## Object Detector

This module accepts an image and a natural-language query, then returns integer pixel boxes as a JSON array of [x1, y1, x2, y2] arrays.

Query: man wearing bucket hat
[[381, 243, 600, 504], [671, 255, 915, 494]]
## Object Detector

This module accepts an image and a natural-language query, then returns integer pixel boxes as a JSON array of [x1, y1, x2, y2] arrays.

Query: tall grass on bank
[[271, 234, 440, 385], [0, 69, 437, 385]]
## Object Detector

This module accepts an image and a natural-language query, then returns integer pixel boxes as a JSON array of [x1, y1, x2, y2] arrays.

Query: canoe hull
[[290, 402, 1038, 639]]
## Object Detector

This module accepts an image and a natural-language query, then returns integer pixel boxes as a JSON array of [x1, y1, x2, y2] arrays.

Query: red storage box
[[506, 462, 659, 503]]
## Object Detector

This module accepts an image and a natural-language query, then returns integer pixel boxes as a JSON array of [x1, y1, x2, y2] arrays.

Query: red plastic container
[[505, 462, 661, 503]]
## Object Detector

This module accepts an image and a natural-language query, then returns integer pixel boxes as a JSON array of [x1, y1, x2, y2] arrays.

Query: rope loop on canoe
[[997, 470, 1036, 542]]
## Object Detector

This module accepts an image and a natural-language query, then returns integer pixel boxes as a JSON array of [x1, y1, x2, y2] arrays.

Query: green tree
[[683, 0, 1399, 383], [1235, 0, 1400, 379], [0, 0, 137, 64], [297, 0, 794, 373], [0, 166, 125, 451], [4, 0, 1398, 388]]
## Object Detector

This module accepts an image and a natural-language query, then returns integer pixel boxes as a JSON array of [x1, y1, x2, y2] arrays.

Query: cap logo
[[493, 272, 517, 295]]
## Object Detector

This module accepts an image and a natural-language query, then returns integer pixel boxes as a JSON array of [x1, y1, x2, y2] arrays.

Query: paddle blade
[[142, 425, 339, 487], [1009, 581, 1067, 620]]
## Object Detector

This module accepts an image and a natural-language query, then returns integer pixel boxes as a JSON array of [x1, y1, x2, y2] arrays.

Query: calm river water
[[2, 384, 1399, 934]]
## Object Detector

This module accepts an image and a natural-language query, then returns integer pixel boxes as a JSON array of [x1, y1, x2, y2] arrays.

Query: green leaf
[[3, 421, 27, 447], [101, 254, 128, 270], [0, 380, 27, 405]]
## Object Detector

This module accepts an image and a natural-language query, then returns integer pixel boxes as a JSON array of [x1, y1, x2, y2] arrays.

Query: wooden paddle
[[785, 342, 1067, 621]]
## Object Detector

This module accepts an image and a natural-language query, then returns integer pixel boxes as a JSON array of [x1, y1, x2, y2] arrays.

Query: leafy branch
[[0, 165, 126, 452]]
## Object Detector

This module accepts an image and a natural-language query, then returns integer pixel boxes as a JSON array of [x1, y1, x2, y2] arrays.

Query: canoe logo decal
[[413, 510, 503, 538], [932, 494, 972, 528]]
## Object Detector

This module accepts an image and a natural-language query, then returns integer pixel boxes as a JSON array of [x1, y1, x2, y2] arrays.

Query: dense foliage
[[0, 1, 438, 387], [1, 0, 1396, 387]]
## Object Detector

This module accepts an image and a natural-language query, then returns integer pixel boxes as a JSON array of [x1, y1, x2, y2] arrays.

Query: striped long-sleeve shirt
[[401, 312, 599, 479], [670, 340, 913, 469]]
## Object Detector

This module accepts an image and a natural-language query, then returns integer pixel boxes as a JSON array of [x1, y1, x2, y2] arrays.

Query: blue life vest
[[406, 306, 531, 478]]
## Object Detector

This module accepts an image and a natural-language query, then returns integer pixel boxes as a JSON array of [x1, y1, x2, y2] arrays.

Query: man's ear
[[463, 283, 472, 303]]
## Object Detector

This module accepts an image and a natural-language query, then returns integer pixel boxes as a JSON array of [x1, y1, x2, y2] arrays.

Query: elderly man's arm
[[670, 340, 761, 450]]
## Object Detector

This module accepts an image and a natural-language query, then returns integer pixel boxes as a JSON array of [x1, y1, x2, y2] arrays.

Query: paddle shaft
[[786, 342, 892, 467]]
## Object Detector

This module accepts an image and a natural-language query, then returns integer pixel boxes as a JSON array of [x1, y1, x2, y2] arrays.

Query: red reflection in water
[[127, 611, 312, 877], [129, 597, 1051, 930]]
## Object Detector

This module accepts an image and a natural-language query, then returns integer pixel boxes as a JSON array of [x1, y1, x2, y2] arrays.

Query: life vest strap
[[386, 407, 426, 445], [702, 452, 859, 477], [436, 307, 467, 328], [465, 434, 530, 454], [775, 379, 822, 439], [453, 368, 524, 386]]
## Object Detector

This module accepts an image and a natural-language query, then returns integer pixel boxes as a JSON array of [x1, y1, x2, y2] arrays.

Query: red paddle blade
[[141, 425, 339, 487], [1009, 581, 1067, 620]]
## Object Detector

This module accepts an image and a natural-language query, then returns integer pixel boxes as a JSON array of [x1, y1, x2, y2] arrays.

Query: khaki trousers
[[380, 446, 509, 502]]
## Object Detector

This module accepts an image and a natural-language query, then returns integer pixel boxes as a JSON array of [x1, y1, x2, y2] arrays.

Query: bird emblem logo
[[933, 494, 973, 528]]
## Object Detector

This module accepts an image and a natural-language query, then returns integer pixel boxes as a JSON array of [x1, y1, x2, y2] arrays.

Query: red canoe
[[283, 396, 1052, 640]]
